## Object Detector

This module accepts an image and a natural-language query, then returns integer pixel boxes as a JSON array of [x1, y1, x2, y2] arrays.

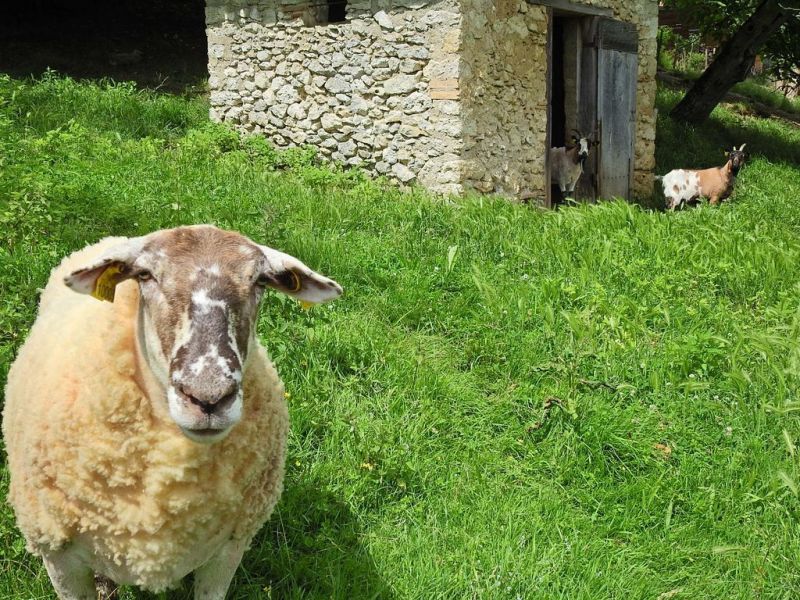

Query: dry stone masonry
[[206, 0, 658, 201]]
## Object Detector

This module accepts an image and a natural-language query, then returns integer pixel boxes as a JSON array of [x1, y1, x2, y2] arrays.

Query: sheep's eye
[[136, 270, 153, 282]]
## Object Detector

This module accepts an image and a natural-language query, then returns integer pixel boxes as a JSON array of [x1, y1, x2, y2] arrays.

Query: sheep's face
[[65, 225, 342, 444]]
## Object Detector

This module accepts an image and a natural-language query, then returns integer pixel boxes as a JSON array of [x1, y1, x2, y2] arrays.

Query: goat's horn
[[738, 143, 746, 151], [570, 129, 582, 138]]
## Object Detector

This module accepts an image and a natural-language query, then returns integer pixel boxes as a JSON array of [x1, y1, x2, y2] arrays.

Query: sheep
[[658, 144, 748, 210], [550, 130, 599, 200], [2, 225, 343, 599]]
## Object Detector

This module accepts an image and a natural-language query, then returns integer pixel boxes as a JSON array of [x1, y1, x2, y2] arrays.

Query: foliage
[[3, 75, 800, 598], [658, 26, 707, 74], [664, 0, 800, 91]]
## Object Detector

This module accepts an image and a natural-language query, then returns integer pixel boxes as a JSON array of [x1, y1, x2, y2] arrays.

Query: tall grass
[[2, 74, 800, 599]]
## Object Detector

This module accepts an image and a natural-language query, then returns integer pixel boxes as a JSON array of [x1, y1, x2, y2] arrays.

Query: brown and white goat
[[550, 130, 599, 198], [658, 144, 748, 210]]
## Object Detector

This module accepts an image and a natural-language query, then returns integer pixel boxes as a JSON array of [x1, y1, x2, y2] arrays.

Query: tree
[[668, 0, 798, 124]]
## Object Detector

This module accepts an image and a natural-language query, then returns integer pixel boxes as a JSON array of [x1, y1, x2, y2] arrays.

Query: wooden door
[[596, 19, 638, 200]]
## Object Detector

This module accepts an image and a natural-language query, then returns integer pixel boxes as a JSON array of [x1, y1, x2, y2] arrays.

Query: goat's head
[[570, 130, 599, 163], [726, 143, 747, 175], [64, 225, 342, 444]]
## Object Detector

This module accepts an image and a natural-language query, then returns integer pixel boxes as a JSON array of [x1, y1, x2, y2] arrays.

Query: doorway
[[546, 11, 639, 205], [549, 14, 585, 205]]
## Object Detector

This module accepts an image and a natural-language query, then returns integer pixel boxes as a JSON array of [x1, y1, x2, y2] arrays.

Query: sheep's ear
[[258, 245, 343, 307], [64, 237, 146, 302]]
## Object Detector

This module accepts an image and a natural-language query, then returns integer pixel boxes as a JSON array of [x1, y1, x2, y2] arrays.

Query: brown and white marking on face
[[549, 130, 599, 196], [64, 225, 342, 444]]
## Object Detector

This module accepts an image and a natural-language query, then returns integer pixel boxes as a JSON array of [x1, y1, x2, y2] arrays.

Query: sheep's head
[[726, 143, 747, 175], [64, 225, 342, 444]]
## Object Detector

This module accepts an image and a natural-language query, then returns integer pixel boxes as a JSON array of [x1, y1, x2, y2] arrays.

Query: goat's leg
[[193, 536, 249, 600], [563, 181, 577, 203], [709, 195, 720, 206], [41, 545, 96, 600]]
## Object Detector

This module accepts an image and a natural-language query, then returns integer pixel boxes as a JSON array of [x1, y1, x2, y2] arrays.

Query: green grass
[[729, 80, 800, 115], [2, 74, 800, 599]]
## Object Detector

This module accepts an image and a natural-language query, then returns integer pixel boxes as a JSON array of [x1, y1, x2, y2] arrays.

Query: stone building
[[206, 0, 658, 205]]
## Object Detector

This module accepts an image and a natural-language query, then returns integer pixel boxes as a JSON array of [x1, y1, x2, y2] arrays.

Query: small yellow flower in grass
[[360, 462, 375, 471], [294, 460, 301, 467], [284, 391, 291, 399], [299, 300, 314, 310]]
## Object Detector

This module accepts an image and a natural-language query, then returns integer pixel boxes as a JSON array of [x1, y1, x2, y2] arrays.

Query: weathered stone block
[[392, 162, 416, 182], [320, 113, 343, 131], [383, 74, 418, 95], [374, 10, 394, 30], [324, 77, 352, 94]]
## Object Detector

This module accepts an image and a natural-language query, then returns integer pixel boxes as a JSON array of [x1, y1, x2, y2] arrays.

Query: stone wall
[[459, 0, 549, 196], [206, 0, 466, 194], [206, 0, 658, 200]]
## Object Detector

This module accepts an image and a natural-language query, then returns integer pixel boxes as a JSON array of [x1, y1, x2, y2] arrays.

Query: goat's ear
[[258, 246, 343, 306], [64, 237, 147, 302], [571, 135, 579, 144]]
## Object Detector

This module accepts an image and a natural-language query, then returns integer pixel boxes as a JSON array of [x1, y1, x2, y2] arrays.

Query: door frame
[[538, 0, 639, 205]]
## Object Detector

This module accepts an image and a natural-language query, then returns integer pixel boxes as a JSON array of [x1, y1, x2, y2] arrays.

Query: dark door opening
[[327, 0, 348, 23], [0, 0, 208, 93], [551, 17, 567, 150], [548, 14, 589, 206]]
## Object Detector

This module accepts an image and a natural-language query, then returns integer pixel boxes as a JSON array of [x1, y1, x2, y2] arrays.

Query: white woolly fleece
[[2, 238, 289, 592]]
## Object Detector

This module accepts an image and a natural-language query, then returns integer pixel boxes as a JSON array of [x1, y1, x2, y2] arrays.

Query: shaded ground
[[0, 0, 207, 93], [658, 70, 800, 126]]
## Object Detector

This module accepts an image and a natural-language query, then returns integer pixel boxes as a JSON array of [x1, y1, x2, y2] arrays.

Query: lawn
[[1, 74, 800, 599]]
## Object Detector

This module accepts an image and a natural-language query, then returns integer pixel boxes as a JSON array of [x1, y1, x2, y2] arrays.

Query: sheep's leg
[[41, 545, 96, 600], [193, 536, 249, 600]]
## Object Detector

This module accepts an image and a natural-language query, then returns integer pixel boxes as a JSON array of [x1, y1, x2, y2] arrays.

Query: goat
[[658, 144, 748, 210], [550, 130, 599, 199]]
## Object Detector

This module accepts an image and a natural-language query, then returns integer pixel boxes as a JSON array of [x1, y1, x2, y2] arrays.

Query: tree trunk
[[670, 0, 790, 124]]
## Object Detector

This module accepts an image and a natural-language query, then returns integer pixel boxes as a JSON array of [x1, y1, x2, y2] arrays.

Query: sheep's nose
[[179, 382, 238, 415]]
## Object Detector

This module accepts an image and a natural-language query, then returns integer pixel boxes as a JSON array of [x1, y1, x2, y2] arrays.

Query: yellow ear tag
[[91, 264, 125, 302], [299, 300, 314, 310]]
